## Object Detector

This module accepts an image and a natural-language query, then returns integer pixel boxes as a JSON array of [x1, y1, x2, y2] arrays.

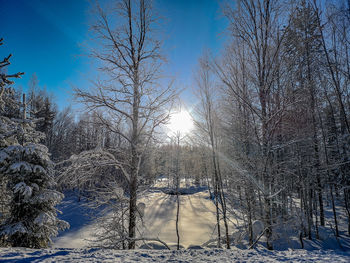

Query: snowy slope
[[1, 247, 350, 262], [53, 192, 98, 248]]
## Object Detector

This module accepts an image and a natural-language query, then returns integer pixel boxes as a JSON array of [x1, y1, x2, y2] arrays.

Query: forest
[[1, 0, 350, 262]]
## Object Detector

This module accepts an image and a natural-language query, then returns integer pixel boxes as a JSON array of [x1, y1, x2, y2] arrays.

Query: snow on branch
[[57, 148, 131, 189]]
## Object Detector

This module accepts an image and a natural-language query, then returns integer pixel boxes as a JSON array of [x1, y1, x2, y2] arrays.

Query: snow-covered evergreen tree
[[0, 88, 18, 229], [0, 37, 24, 226], [0, 143, 69, 248], [0, 38, 68, 248]]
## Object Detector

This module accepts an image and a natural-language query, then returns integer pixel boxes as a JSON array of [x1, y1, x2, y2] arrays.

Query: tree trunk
[[176, 191, 180, 250], [129, 71, 140, 249], [128, 170, 138, 249], [330, 185, 339, 237], [246, 188, 253, 246]]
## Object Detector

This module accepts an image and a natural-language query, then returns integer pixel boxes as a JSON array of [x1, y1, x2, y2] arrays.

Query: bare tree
[[217, 0, 291, 250], [173, 132, 181, 250], [74, 0, 175, 249], [193, 52, 230, 248]]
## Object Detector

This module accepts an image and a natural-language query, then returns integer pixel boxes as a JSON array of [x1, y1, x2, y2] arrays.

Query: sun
[[167, 109, 194, 136]]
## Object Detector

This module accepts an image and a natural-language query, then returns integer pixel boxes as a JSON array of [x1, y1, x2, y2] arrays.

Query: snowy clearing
[[52, 179, 350, 251], [140, 188, 236, 248], [1, 247, 350, 262], [54, 180, 237, 249]]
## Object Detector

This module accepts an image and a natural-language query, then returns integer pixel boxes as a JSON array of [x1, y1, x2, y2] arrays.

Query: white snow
[[252, 220, 264, 239], [1, 222, 27, 236], [8, 161, 32, 173], [33, 164, 47, 175], [53, 179, 236, 249], [52, 193, 98, 248], [13, 182, 33, 198], [54, 224, 96, 248], [34, 212, 55, 227], [140, 189, 234, 248], [0, 151, 9, 163], [1, 247, 349, 262], [34, 178, 350, 262]]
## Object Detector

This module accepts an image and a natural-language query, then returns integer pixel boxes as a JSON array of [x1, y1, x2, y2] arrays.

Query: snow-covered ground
[[1, 247, 350, 262], [2, 178, 350, 262], [53, 221, 96, 248], [53, 192, 98, 248], [140, 188, 236, 248], [54, 179, 237, 249]]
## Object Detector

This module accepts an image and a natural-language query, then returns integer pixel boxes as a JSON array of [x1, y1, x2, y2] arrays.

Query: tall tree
[[194, 53, 230, 248], [0, 37, 24, 226], [27, 74, 57, 146], [221, 0, 287, 250], [0, 39, 68, 248], [284, 0, 325, 235], [74, 0, 175, 249]]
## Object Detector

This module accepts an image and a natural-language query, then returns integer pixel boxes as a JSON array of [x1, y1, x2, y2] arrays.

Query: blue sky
[[1, 0, 227, 110]]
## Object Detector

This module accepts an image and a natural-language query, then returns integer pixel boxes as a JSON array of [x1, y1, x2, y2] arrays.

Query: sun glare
[[167, 110, 194, 136]]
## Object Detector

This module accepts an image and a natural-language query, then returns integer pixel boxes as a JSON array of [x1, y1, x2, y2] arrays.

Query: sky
[[1, 0, 228, 110]]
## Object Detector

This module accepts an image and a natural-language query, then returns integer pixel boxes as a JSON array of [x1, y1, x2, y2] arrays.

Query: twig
[[249, 227, 268, 249]]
